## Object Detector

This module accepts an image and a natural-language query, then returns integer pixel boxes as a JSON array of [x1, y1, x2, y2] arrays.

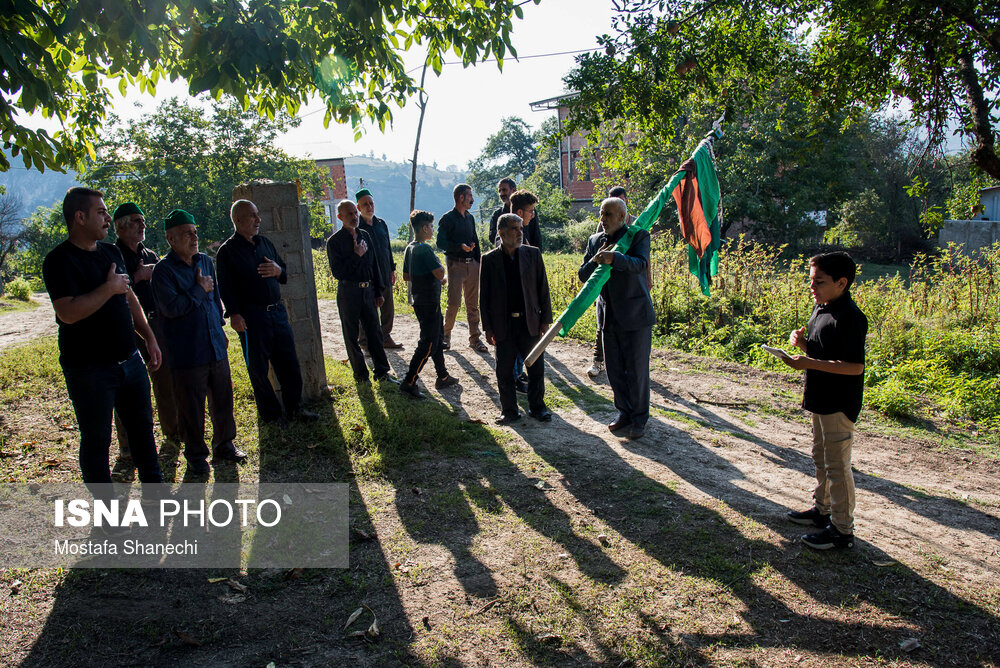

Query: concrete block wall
[[232, 182, 327, 401], [939, 219, 1000, 257]]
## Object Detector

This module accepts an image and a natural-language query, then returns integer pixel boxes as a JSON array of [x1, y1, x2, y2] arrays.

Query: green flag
[[556, 132, 722, 336]]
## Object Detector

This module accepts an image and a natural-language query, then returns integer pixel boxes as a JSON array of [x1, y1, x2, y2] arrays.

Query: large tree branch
[[956, 50, 1000, 180], [938, 2, 1000, 53]]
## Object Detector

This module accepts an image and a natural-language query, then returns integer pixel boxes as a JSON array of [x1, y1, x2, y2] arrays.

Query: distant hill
[[343, 156, 468, 238], [0, 150, 82, 224]]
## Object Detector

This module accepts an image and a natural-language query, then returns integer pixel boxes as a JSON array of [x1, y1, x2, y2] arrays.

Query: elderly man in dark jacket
[[480, 213, 553, 424], [152, 209, 244, 474], [579, 197, 655, 439]]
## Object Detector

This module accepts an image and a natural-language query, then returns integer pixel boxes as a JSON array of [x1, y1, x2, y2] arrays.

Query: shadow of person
[[521, 410, 1000, 663]]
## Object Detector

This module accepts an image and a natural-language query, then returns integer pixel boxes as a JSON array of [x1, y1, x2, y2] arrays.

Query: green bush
[[866, 379, 919, 419], [3, 277, 32, 302]]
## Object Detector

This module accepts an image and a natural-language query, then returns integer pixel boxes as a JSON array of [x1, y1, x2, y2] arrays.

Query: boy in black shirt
[[782, 252, 868, 550], [43, 187, 164, 496], [400, 210, 458, 399]]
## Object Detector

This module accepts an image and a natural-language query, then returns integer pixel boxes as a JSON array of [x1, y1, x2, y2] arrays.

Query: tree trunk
[[408, 59, 430, 242], [956, 50, 1000, 180]]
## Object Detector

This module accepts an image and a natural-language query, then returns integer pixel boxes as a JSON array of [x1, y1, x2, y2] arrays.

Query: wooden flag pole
[[525, 320, 562, 367]]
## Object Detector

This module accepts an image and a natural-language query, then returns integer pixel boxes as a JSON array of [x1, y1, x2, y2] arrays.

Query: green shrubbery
[[2, 277, 32, 301], [314, 237, 1000, 433]]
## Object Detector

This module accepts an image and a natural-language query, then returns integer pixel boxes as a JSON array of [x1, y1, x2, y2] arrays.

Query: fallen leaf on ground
[[10, 579, 22, 594], [367, 616, 380, 638], [225, 578, 247, 593], [466, 418, 487, 425], [206, 577, 227, 584], [282, 494, 293, 505], [352, 527, 374, 541], [344, 607, 363, 630], [872, 560, 897, 567], [174, 630, 202, 647], [42, 459, 60, 468], [350, 425, 364, 432], [899, 638, 921, 652], [534, 480, 547, 490], [285, 568, 304, 580], [218, 593, 245, 604], [597, 533, 610, 546]]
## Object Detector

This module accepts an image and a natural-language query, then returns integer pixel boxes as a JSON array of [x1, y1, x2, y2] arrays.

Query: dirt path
[[3, 297, 998, 665], [0, 295, 54, 351]]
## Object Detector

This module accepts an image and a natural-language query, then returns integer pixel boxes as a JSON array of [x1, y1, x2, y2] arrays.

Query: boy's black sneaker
[[787, 507, 831, 528], [801, 524, 854, 550]]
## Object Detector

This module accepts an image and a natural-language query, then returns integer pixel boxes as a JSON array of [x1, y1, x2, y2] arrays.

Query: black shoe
[[515, 379, 529, 394], [787, 507, 831, 529], [384, 339, 404, 350], [291, 409, 320, 423], [374, 374, 400, 385], [801, 524, 854, 550], [212, 445, 247, 464], [187, 458, 211, 474], [529, 408, 552, 422], [400, 382, 425, 400], [628, 424, 646, 439], [495, 412, 520, 425], [608, 416, 631, 433], [441, 338, 451, 350], [435, 375, 459, 389], [517, 372, 528, 383]]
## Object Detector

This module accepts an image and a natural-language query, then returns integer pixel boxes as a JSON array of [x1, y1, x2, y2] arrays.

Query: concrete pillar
[[232, 182, 327, 401]]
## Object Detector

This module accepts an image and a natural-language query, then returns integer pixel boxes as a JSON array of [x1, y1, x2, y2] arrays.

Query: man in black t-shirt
[[42, 187, 164, 496], [782, 252, 868, 551], [356, 189, 402, 350], [112, 201, 182, 452], [399, 210, 458, 399]]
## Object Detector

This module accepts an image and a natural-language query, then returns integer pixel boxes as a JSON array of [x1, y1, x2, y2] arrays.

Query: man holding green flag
[[579, 197, 654, 440]]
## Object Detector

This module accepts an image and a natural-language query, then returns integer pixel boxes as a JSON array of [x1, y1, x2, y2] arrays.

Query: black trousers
[[405, 303, 448, 384], [172, 357, 238, 464], [337, 283, 391, 380], [63, 351, 162, 493], [603, 323, 652, 427], [495, 317, 545, 417], [239, 304, 303, 422]]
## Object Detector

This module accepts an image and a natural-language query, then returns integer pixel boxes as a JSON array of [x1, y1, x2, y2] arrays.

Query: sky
[[42, 0, 616, 172]]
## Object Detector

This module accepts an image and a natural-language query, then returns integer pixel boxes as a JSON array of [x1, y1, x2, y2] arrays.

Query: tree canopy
[[564, 0, 1000, 179], [81, 97, 331, 246], [1, 0, 535, 173]]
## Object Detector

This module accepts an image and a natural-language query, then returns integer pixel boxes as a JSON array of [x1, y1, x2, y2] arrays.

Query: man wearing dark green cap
[[356, 188, 402, 350], [152, 209, 244, 475], [112, 202, 182, 454]]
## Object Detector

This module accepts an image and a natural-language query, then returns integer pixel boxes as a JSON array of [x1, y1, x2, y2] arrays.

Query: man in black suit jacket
[[579, 197, 655, 439], [480, 213, 553, 424]]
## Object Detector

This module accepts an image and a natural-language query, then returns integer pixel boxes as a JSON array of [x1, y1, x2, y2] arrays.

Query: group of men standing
[[325, 181, 654, 439], [44, 188, 315, 493]]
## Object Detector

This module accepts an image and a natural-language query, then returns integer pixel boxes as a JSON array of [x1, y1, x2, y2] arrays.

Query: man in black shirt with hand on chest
[[43, 187, 164, 496], [216, 199, 316, 425]]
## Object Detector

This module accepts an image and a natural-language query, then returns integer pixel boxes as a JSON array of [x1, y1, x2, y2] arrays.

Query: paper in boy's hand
[[761, 344, 793, 360]]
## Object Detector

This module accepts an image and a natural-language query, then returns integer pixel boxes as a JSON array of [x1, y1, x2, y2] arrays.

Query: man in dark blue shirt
[[356, 188, 402, 350], [43, 187, 164, 500], [437, 183, 487, 352], [151, 209, 244, 475], [216, 199, 316, 425], [327, 200, 396, 385], [112, 201, 182, 453]]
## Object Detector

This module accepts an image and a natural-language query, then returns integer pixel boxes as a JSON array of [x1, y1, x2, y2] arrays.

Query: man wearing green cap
[[355, 188, 402, 350], [152, 209, 244, 475], [112, 202, 181, 454]]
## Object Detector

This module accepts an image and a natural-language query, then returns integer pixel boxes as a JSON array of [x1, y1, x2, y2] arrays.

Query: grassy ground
[[2, 317, 999, 666], [0, 295, 41, 313]]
